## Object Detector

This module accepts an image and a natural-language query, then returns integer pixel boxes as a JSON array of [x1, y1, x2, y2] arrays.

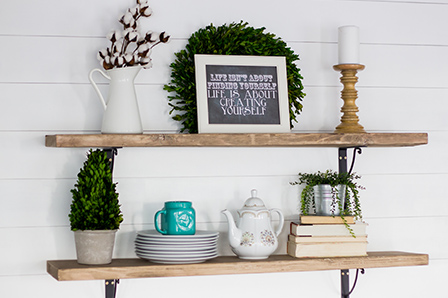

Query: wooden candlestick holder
[[333, 64, 366, 133]]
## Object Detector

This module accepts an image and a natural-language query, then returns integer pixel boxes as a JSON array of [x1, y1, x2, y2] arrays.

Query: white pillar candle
[[338, 26, 360, 64]]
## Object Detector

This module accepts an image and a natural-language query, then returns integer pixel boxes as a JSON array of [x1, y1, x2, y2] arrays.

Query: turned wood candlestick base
[[333, 64, 366, 133]]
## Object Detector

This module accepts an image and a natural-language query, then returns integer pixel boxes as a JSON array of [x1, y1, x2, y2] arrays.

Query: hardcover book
[[300, 215, 356, 225], [290, 221, 368, 237], [287, 240, 368, 258]]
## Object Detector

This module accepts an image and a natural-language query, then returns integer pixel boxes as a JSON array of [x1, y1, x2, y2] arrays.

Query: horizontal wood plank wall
[[0, 0, 446, 297]]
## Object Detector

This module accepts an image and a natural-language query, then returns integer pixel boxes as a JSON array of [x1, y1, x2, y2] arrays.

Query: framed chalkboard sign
[[195, 54, 290, 133]]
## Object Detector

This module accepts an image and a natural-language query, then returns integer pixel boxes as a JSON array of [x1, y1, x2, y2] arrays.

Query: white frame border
[[195, 54, 290, 133]]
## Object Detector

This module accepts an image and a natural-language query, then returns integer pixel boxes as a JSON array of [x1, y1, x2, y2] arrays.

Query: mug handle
[[154, 210, 167, 234], [88, 68, 110, 111], [270, 208, 284, 237]]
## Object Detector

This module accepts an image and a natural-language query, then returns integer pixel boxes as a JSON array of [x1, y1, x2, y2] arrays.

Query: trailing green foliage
[[69, 149, 123, 231], [163, 21, 305, 133], [291, 170, 364, 236]]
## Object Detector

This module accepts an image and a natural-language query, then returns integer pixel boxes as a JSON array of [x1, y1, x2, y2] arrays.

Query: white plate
[[136, 252, 218, 264], [135, 243, 217, 251], [135, 249, 217, 257], [135, 238, 218, 246], [136, 250, 218, 258], [147, 259, 210, 264], [137, 230, 219, 240]]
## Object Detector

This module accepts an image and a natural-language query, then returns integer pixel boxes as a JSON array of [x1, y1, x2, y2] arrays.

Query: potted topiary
[[291, 170, 364, 234], [69, 149, 123, 264]]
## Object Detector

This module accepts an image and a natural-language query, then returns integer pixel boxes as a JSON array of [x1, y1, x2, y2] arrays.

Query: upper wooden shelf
[[45, 133, 428, 148], [47, 252, 428, 281]]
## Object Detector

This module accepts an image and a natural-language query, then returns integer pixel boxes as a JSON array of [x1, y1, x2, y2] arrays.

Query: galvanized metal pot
[[313, 184, 346, 216]]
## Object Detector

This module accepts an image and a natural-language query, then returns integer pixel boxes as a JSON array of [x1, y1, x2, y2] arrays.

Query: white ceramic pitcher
[[89, 66, 143, 134]]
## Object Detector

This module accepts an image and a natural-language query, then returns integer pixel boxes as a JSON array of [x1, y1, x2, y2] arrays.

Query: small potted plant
[[291, 170, 364, 233], [69, 149, 123, 264]]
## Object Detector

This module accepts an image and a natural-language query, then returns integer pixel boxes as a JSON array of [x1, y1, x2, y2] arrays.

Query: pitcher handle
[[270, 208, 284, 237], [88, 68, 110, 111]]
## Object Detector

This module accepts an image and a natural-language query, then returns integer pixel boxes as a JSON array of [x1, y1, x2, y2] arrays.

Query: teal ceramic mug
[[154, 201, 196, 235]]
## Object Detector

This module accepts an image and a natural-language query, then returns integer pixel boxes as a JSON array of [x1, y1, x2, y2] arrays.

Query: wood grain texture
[[45, 133, 428, 148], [47, 252, 429, 281]]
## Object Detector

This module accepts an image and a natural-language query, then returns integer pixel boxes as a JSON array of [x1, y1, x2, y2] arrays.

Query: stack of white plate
[[135, 230, 219, 264]]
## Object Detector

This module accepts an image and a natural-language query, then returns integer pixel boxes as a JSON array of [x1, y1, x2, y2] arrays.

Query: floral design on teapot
[[240, 232, 255, 246], [261, 230, 275, 246]]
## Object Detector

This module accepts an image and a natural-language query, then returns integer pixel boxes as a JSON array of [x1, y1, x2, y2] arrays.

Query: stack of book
[[287, 215, 368, 258]]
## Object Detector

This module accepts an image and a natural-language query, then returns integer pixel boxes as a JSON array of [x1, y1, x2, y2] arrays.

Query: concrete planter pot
[[313, 184, 346, 216], [74, 230, 117, 265]]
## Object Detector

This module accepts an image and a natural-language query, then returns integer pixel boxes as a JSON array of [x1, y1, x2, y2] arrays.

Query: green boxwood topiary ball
[[164, 21, 305, 133]]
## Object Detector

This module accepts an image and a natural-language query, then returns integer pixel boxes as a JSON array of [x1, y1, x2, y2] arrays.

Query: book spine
[[290, 222, 367, 237], [288, 234, 368, 243], [287, 241, 368, 258]]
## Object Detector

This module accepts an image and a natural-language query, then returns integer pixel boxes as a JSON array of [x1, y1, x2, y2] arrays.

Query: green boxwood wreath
[[163, 21, 305, 133]]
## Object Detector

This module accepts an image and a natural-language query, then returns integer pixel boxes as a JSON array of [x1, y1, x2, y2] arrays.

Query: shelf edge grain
[[44, 133, 428, 148], [47, 252, 429, 281]]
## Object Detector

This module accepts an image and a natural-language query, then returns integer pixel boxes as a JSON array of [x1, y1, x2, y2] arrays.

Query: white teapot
[[221, 189, 284, 259]]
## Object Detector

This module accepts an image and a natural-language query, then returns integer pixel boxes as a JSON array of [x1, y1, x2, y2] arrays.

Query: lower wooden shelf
[[47, 251, 428, 281]]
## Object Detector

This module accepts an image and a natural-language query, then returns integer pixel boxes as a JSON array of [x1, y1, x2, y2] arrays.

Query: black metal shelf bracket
[[103, 147, 120, 173], [103, 148, 121, 298], [105, 279, 119, 298], [338, 147, 365, 298]]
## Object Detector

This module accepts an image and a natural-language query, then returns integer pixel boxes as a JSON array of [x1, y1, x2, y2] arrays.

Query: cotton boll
[[142, 61, 153, 69], [137, 0, 149, 5], [127, 31, 139, 42], [123, 11, 134, 25], [116, 56, 124, 66], [128, 6, 138, 17], [97, 49, 108, 60], [107, 30, 122, 42], [124, 53, 134, 63], [137, 43, 149, 53], [144, 31, 154, 42], [112, 41, 123, 54], [141, 5, 152, 17], [103, 59, 113, 70], [123, 28, 133, 35], [107, 31, 114, 41], [158, 32, 170, 43]]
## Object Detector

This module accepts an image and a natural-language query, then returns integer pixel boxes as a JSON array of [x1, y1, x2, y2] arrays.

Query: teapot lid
[[241, 189, 267, 211]]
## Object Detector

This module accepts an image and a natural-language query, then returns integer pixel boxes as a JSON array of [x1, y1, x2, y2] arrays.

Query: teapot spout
[[221, 209, 242, 249]]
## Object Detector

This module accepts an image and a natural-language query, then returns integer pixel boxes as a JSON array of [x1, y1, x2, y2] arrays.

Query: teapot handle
[[88, 68, 110, 111], [270, 208, 284, 237]]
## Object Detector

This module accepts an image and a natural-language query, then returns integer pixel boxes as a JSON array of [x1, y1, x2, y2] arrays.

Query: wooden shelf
[[45, 133, 428, 148], [47, 251, 428, 281]]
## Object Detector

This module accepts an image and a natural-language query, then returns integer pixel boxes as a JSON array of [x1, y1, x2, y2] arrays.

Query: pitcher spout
[[221, 209, 242, 249]]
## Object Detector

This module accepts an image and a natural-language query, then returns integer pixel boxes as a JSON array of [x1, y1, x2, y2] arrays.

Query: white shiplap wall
[[1, 0, 446, 297]]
